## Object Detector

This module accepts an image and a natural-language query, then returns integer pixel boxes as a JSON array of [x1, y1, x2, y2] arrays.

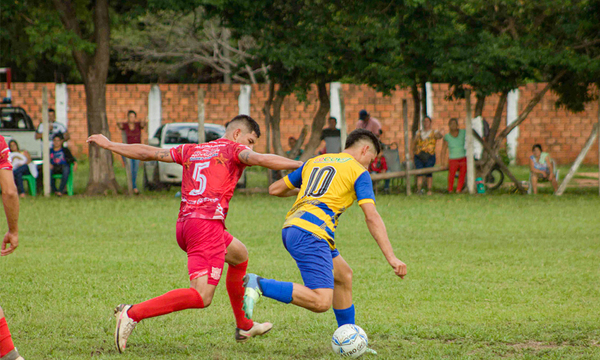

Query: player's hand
[[87, 134, 112, 149], [1, 231, 18, 256], [73, 162, 78, 172], [389, 257, 407, 279]]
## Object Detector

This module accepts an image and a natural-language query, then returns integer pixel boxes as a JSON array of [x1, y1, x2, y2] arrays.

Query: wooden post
[[465, 90, 475, 194], [598, 96, 599, 196], [556, 123, 599, 196], [403, 99, 411, 195], [198, 88, 205, 144], [42, 87, 51, 197], [339, 86, 347, 150]]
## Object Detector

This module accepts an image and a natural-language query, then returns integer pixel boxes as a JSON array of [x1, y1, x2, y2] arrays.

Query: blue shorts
[[282, 226, 340, 290], [414, 154, 436, 178]]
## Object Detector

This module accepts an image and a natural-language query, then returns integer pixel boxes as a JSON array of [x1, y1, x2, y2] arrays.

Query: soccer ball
[[331, 324, 368, 358]]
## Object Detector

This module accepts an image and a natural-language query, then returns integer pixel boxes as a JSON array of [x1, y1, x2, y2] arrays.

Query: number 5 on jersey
[[190, 161, 210, 195]]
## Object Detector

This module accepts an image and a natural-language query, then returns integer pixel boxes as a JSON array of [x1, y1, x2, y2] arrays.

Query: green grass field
[[1, 163, 600, 359]]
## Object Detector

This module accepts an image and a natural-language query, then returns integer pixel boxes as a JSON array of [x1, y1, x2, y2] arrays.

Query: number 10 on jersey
[[190, 161, 210, 196]]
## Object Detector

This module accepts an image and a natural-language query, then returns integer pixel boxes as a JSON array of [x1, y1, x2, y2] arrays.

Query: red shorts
[[176, 218, 235, 286]]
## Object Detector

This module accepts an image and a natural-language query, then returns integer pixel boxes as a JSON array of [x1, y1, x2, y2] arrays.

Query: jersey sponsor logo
[[181, 196, 219, 204], [313, 157, 351, 164], [211, 267, 222, 281]]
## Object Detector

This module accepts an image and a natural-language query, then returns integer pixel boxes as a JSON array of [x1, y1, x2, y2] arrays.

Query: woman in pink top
[[356, 109, 382, 137]]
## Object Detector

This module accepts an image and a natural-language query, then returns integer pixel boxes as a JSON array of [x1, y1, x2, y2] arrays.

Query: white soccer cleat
[[0, 348, 24, 360], [114, 304, 137, 353], [235, 321, 273, 343]]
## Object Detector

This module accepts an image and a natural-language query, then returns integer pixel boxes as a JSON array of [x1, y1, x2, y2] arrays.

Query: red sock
[[226, 260, 253, 331], [127, 288, 204, 322], [0, 317, 15, 357]]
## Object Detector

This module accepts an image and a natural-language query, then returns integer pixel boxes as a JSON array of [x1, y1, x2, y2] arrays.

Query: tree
[[112, 7, 266, 84]]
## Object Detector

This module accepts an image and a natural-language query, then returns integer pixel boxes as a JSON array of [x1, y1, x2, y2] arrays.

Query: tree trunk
[[477, 91, 507, 178], [84, 72, 119, 194], [474, 93, 485, 118], [411, 82, 420, 135], [270, 90, 286, 156], [52, 0, 118, 195], [300, 82, 330, 161]]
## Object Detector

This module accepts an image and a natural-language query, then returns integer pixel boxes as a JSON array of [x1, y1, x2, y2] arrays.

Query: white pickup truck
[[0, 106, 41, 159]]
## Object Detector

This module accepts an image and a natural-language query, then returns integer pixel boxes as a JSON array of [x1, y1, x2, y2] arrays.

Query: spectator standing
[[320, 117, 342, 153], [356, 110, 382, 138], [412, 116, 442, 195], [441, 118, 466, 193], [529, 144, 558, 194], [8, 140, 38, 198], [50, 133, 77, 196], [35, 108, 70, 142], [369, 153, 390, 193], [118, 110, 146, 194]]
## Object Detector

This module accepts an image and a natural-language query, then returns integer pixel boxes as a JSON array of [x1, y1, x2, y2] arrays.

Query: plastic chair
[[51, 164, 74, 196], [22, 174, 37, 196], [324, 136, 341, 153]]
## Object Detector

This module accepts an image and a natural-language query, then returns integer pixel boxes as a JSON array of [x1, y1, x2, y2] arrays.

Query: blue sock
[[333, 304, 355, 327], [258, 278, 293, 304]]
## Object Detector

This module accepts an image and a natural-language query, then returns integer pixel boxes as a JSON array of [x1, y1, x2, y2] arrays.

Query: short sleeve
[[0, 138, 12, 171], [57, 123, 67, 133], [283, 163, 305, 189], [170, 144, 185, 165], [230, 143, 251, 166], [354, 171, 375, 205]]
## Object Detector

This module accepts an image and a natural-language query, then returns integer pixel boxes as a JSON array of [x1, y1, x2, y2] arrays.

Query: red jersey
[[170, 138, 249, 222], [0, 135, 13, 171]]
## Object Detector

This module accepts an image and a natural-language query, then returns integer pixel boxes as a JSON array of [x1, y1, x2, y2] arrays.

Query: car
[[143, 122, 247, 190], [0, 106, 41, 159]]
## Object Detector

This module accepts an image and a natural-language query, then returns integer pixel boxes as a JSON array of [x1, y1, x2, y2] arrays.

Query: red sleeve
[[230, 143, 251, 167], [381, 156, 388, 171], [0, 137, 12, 170], [169, 144, 185, 165]]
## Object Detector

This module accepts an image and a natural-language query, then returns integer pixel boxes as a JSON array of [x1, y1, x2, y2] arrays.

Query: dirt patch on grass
[[508, 341, 562, 350]]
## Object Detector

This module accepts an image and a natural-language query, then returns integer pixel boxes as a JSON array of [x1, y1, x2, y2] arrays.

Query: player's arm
[[269, 162, 304, 197], [0, 169, 19, 256], [238, 149, 302, 170], [87, 134, 174, 163], [359, 202, 406, 279]]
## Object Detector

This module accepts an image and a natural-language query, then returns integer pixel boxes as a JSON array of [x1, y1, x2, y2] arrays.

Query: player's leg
[[332, 254, 355, 327], [0, 306, 23, 360], [223, 233, 272, 342], [448, 159, 457, 192], [243, 227, 335, 318], [456, 158, 467, 193], [531, 174, 539, 194], [113, 219, 221, 353]]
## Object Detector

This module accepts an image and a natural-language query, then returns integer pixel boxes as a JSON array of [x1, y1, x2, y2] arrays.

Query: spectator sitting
[[50, 133, 77, 196], [529, 144, 558, 194], [411, 116, 442, 195], [285, 136, 303, 160], [369, 153, 390, 193], [8, 140, 38, 198], [356, 110, 382, 138], [441, 118, 466, 193], [118, 110, 146, 194]]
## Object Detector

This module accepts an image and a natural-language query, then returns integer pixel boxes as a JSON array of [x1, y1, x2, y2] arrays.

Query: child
[[369, 153, 390, 193], [50, 133, 77, 196]]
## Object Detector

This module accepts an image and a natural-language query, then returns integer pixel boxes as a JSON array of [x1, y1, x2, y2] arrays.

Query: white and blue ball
[[331, 324, 368, 358]]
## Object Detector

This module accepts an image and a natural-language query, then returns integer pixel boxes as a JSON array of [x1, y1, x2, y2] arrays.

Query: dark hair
[[532, 144, 543, 152], [127, 110, 137, 117], [329, 117, 337, 121], [423, 116, 432, 123], [8, 140, 19, 151], [53, 133, 64, 140], [48, 108, 55, 114], [225, 115, 261, 138], [449, 118, 458, 125], [345, 129, 381, 155], [288, 136, 296, 141]]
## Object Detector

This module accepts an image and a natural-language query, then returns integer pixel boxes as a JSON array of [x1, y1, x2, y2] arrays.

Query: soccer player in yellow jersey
[[243, 129, 407, 331]]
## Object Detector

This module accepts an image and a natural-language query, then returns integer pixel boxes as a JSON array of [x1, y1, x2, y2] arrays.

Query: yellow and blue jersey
[[282, 153, 376, 249]]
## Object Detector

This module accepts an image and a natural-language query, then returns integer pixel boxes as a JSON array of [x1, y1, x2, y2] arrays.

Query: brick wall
[[1, 82, 598, 166]]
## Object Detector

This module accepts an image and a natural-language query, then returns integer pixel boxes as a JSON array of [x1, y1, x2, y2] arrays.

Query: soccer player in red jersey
[[0, 135, 24, 360], [87, 115, 302, 353]]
